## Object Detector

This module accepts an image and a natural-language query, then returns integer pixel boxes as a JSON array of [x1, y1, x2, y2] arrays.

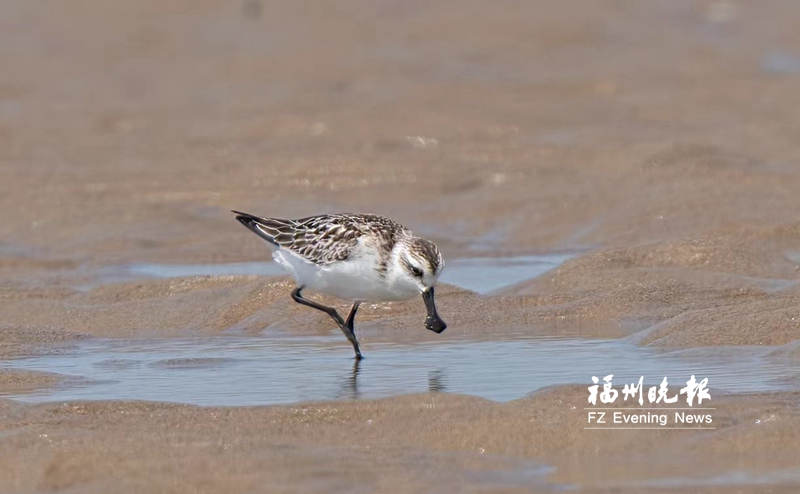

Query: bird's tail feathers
[[232, 210, 295, 246]]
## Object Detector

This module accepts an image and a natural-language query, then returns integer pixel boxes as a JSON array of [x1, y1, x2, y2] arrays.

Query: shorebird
[[233, 211, 447, 359]]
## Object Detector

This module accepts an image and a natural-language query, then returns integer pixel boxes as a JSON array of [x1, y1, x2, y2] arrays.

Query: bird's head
[[390, 236, 447, 333]]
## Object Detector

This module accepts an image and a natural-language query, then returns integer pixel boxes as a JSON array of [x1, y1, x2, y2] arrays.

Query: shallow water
[[439, 254, 572, 294], [2, 335, 795, 406], [638, 469, 800, 489], [83, 261, 285, 289], [761, 49, 800, 76], [94, 253, 573, 295], [126, 261, 286, 278]]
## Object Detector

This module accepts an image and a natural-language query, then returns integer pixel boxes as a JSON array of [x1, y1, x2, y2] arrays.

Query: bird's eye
[[410, 266, 423, 277]]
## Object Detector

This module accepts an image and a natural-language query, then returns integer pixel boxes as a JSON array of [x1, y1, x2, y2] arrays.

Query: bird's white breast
[[267, 240, 418, 302]]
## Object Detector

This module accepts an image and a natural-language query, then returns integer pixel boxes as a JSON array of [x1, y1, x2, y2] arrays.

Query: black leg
[[291, 286, 363, 359], [291, 286, 346, 326], [345, 302, 361, 331]]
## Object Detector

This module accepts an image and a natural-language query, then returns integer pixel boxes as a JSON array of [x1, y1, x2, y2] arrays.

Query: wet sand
[[1, 390, 799, 492], [2, 0, 800, 491]]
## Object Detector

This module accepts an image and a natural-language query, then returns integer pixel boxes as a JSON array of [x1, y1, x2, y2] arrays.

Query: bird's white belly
[[312, 265, 416, 301], [269, 245, 417, 302]]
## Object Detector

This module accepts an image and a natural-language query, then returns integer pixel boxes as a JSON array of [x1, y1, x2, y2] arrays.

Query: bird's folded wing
[[234, 211, 362, 265]]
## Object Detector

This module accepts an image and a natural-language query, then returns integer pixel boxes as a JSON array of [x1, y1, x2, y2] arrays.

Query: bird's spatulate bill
[[422, 287, 447, 333]]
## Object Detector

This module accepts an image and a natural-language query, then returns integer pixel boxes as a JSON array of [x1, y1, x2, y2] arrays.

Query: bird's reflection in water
[[337, 359, 361, 400], [336, 362, 447, 399], [428, 369, 446, 393]]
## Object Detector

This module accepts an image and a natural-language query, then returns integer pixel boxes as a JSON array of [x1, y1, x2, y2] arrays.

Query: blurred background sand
[[1, 0, 800, 492]]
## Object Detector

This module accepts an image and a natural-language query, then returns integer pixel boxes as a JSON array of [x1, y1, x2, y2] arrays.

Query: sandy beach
[[2, 0, 800, 491]]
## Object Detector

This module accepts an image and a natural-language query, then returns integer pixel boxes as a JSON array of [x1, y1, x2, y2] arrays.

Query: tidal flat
[[2, 0, 800, 492]]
